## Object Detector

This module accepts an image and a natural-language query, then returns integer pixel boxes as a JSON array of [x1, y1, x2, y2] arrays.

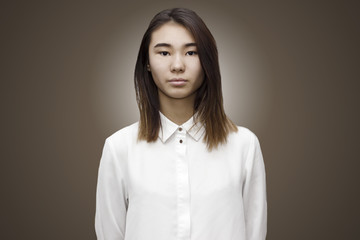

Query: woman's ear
[[147, 64, 151, 72]]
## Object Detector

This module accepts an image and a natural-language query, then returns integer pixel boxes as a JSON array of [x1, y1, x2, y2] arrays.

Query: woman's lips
[[168, 78, 188, 86]]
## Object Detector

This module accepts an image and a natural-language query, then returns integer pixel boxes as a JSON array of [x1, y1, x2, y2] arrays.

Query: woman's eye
[[159, 51, 170, 56], [186, 51, 197, 56]]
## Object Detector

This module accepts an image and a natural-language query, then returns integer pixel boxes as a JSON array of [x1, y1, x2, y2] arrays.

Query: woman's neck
[[159, 93, 195, 125]]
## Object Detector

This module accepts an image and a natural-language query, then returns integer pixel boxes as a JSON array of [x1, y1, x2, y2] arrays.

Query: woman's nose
[[171, 54, 185, 72]]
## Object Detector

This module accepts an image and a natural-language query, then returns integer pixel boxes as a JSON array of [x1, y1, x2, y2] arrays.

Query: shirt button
[[179, 127, 183, 132], [179, 139, 183, 143]]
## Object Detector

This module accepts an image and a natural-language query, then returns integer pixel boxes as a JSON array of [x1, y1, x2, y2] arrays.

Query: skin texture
[[148, 21, 205, 125]]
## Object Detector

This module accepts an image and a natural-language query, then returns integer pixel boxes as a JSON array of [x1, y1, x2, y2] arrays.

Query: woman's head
[[148, 20, 205, 105], [135, 8, 237, 150]]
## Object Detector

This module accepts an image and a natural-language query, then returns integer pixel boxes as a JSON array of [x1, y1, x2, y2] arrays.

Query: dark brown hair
[[134, 8, 237, 150]]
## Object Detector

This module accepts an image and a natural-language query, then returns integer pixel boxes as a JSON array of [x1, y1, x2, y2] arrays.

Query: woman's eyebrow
[[154, 43, 171, 48], [153, 42, 197, 48], [184, 43, 197, 47]]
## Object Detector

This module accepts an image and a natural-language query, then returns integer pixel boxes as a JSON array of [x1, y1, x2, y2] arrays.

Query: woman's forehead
[[149, 22, 196, 47]]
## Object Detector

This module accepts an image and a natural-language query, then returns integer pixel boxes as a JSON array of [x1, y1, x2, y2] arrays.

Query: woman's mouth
[[168, 78, 188, 86]]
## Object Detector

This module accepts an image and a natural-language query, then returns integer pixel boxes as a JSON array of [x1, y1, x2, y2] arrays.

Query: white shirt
[[95, 112, 267, 240]]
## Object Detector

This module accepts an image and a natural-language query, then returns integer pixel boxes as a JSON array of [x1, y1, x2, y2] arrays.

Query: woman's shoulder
[[234, 125, 257, 138], [228, 125, 260, 147], [106, 122, 139, 145]]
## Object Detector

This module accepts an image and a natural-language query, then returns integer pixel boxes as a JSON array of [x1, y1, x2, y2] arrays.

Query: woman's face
[[148, 21, 204, 103]]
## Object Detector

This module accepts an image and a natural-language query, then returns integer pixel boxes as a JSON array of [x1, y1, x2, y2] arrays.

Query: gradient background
[[1, 0, 359, 239]]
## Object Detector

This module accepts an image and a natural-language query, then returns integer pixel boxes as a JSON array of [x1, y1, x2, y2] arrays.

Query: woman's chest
[[125, 142, 247, 199]]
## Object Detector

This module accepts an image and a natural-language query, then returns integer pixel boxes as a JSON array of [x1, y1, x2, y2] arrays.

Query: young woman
[[95, 8, 267, 240]]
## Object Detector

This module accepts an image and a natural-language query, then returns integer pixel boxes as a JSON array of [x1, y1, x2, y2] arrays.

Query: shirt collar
[[159, 111, 205, 143]]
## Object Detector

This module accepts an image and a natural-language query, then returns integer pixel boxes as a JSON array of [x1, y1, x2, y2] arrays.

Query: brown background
[[1, 0, 359, 239]]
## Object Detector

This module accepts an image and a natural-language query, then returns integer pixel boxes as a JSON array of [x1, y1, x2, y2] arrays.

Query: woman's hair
[[134, 7, 237, 150]]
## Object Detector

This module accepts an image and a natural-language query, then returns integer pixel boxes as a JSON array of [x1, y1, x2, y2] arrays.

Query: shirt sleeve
[[242, 134, 267, 240], [95, 139, 128, 240]]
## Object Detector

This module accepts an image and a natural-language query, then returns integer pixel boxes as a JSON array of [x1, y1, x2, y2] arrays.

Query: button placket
[[175, 127, 191, 240]]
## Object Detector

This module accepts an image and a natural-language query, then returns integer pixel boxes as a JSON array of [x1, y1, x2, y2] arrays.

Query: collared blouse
[[95, 112, 267, 240]]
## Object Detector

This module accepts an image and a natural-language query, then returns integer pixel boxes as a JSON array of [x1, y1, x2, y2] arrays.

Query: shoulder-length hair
[[134, 7, 237, 150]]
